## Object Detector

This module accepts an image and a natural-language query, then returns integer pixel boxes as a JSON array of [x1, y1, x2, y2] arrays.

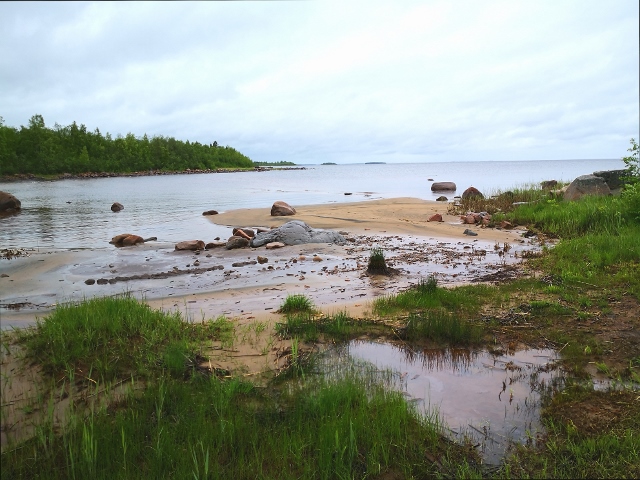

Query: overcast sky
[[1, 1, 638, 164]]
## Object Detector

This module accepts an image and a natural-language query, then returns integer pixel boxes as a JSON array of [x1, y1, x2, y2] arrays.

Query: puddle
[[323, 341, 563, 465]]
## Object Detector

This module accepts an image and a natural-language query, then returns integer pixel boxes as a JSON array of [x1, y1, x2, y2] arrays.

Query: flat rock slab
[[251, 220, 346, 247]]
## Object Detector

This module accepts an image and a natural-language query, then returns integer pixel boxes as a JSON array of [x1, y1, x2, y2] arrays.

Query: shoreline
[[0, 166, 307, 183], [0, 197, 543, 330]]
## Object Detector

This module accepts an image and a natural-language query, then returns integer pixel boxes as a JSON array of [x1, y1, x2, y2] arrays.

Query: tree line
[[0, 114, 254, 176]]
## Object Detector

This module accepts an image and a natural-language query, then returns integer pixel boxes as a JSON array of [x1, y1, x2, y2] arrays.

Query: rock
[[428, 178, 434, 181], [96, 278, 109, 285], [85, 279, 95, 285], [175, 240, 205, 251], [251, 220, 346, 247], [428, 213, 443, 222], [564, 175, 611, 201], [344, 192, 352, 195], [233, 227, 255, 238], [202, 210, 219, 216], [265, 242, 286, 249], [593, 169, 627, 193], [257, 256, 268, 264], [110, 233, 134, 245], [462, 186, 484, 199], [312, 256, 323, 262], [431, 182, 456, 192], [205, 241, 226, 249], [225, 236, 249, 250], [232, 261, 257, 267], [122, 235, 144, 246], [111, 202, 124, 212], [271, 201, 296, 216], [462, 214, 476, 224], [256, 227, 271, 233], [463, 229, 478, 236], [435, 196, 448, 202], [0, 191, 21, 213], [143, 237, 157, 242], [540, 180, 558, 189]]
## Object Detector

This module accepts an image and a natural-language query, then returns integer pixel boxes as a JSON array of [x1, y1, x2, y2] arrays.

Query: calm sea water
[[0, 159, 624, 249]]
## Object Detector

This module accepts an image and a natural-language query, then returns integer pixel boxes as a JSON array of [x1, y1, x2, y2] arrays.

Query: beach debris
[[175, 240, 205, 251], [202, 209, 219, 215], [271, 200, 297, 216], [251, 220, 346, 247], [431, 181, 456, 191], [111, 202, 124, 212], [1, 248, 31, 259]]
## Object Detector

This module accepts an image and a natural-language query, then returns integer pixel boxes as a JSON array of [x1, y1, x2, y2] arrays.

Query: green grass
[[15, 295, 233, 381], [2, 359, 478, 479], [275, 311, 376, 343], [278, 294, 316, 314], [367, 247, 388, 274]]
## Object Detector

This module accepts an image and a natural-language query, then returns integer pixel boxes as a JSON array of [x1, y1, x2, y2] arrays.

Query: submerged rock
[[431, 182, 456, 192], [251, 220, 346, 247], [0, 191, 21, 213], [111, 202, 124, 212]]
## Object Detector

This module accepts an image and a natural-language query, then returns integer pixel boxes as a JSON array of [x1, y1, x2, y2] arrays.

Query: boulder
[[431, 182, 456, 192], [111, 202, 124, 212], [462, 186, 484, 199], [110, 233, 134, 245], [122, 235, 144, 246], [593, 169, 628, 193], [202, 210, 219, 216], [205, 241, 226, 249], [225, 236, 249, 250], [175, 240, 205, 251], [564, 175, 611, 201], [435, 196, 448, 202], [0, 191, 21, 213], [251, 220, 346, 247], [271, 201, 296, 216], [428, 213, 443, 222], [233, 227, 255, 238]]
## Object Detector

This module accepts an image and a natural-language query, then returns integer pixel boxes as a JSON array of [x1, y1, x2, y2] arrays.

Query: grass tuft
[[278, 294, 315, 314]]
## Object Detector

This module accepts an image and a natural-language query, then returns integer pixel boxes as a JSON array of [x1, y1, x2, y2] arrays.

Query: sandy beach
[[1, 197, 540, 331]]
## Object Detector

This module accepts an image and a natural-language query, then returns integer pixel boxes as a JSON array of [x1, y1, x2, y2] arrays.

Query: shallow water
[[0, 159, 623, 249], [326, 341, 563, 465]]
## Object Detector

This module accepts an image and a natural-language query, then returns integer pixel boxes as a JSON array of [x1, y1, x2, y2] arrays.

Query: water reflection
[[322, 341, 563, 465]]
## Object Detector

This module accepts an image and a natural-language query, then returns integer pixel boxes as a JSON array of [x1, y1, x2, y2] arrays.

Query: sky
[[1, 1, 638, 164]]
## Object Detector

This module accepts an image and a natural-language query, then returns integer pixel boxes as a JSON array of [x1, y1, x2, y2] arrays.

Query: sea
[[0, 159, 625, 250]]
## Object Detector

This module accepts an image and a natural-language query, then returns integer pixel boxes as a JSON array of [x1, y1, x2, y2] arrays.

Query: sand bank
[[1, 198, 539, 331]]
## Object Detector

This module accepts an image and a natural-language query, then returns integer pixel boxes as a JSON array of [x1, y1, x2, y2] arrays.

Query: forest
[[0, 114, 254, 176]]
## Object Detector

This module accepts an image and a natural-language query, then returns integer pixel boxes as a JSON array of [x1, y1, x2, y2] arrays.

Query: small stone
[[257, 256, 268, 264], [84, 278, 95, 285], [265, 242, 286, 250], [313, 256, 323, 262]]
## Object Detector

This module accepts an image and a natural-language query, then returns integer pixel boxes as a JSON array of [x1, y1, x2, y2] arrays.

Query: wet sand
[[1, 198, 539, 330]]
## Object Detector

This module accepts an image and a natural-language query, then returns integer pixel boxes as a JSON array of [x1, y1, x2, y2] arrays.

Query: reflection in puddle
[[323, 341, 563, 465]]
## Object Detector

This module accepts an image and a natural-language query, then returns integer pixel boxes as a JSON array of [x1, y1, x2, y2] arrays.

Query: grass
[[2, 347, 479, 479], [14, 294, 234, 381], [367, 247, 388, 274], [275, 311, 379, 343], [278, 294, 316, 314]]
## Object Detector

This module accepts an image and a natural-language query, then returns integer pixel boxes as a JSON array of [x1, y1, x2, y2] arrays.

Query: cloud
[[1, 0, 638, 163]]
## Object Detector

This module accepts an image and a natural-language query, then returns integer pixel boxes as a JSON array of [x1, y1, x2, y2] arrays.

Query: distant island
[[321, 162, 337, 165], [0, 114, 254, 177], [253, 161, 297, 167], [365, 162, 386, 164]]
